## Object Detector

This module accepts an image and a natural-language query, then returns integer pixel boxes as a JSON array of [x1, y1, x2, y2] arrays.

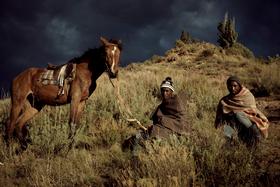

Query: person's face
[[161, 87, 173, 100], [227, 81, 241, 95]]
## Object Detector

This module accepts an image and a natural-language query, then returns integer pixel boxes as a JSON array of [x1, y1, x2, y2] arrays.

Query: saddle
[[47, 63, 63, 70], [40, 63, 76, 96]]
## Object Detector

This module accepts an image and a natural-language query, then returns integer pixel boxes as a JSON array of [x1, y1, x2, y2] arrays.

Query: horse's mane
[[68, 39, 122, 64], [69, 47, 104, 64]]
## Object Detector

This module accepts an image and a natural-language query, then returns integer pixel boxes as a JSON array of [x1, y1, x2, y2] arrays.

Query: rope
[[108, 77, 147, 131]]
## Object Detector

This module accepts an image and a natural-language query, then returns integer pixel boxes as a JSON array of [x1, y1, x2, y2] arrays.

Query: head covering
[[161, 77, 175, 92], [226, 76, 242, 86]]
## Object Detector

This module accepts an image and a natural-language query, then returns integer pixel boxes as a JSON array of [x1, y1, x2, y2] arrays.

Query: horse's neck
[[75, 58, 106, 82]]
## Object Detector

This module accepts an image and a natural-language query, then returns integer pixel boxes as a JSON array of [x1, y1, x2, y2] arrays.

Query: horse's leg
[[22, 123, 32, 144], [6, 104, 22, 140], [5, 94, 27, 143], [68, 99, 86, 139], [76, 100, 86, 128], [15, 102, 43, 150], [69, 97, 79, 139]]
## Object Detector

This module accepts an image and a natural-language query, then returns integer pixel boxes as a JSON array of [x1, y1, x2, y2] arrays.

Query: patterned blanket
[[40, 63, 76, 86], [215, 86, 269, 138]]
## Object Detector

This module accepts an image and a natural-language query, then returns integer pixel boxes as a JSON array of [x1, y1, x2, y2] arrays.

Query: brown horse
[[5, 37, 122, 149]]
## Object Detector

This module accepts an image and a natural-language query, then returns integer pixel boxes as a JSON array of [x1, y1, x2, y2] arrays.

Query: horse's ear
[[117, 40, 122, 50], [100, 37, 109, 46]]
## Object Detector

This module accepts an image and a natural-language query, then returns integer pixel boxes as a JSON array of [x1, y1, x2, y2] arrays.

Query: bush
[[225, 42, 255, 59], [217, 13, 238, 48]]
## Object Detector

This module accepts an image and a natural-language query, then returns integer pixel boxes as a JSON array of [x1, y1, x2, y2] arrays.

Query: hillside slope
[[147, 40, 280, 185], [0, 40, 279, 186]]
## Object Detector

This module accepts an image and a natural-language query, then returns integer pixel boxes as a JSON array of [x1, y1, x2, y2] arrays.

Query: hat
[[226, 76, 242, 86], [160, 77, 175, 92]]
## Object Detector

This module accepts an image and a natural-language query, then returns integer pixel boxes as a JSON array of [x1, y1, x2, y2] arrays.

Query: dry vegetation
[[0, 40, 279, 186]]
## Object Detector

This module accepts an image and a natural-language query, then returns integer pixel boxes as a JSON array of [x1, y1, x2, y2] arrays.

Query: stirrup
[[57, 87, 65, 96]]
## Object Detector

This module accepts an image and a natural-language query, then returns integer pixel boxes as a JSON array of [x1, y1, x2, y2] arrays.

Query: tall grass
[[0, 42, 278, 186]]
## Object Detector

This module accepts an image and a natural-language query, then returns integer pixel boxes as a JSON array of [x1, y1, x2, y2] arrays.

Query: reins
[[108, 76, 147, 131]]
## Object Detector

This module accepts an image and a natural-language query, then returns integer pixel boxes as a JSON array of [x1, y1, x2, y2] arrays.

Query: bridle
[[104, 45, 119, 78], [105, 60, 113, 76]]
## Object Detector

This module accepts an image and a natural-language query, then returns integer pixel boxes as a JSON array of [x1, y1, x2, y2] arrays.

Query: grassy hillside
[[0, 40, 279, 186]]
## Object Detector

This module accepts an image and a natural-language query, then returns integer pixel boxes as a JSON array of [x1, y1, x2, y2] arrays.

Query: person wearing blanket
[[215, 76, 269, 147], [123, 77, 189, 151]]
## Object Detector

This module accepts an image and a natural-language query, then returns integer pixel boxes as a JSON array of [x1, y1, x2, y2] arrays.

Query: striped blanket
[[40, 63, 76, 86], [215, 86, 269, 138]]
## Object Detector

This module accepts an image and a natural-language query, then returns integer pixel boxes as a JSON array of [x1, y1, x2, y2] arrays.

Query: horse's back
[[11, 67, 44, 95], [11, 67, 70, 105], [13, 67, 44, 82]]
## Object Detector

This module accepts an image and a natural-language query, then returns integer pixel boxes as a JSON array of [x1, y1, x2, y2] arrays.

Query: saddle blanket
[[40, 63, 76, 86]]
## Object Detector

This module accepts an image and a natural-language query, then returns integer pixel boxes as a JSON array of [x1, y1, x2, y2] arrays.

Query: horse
[[5, 37, 122, 150]]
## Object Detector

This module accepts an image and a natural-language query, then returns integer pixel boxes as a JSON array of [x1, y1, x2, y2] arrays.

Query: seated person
[[214, 76, 269, 147], [123, 77, 189, 151]]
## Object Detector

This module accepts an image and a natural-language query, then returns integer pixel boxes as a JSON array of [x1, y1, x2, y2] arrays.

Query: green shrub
[[225, 42, 255, 59], [217, 12, 238, 48]]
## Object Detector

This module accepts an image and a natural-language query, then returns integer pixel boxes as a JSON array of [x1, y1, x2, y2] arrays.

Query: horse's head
[[100, 37, 122, 79]]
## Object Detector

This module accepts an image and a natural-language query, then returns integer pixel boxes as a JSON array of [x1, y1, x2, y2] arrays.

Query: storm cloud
[[0, 0, 279, 91]]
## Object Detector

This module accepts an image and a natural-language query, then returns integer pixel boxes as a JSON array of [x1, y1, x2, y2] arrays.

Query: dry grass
[[0, 41, 279, 186]]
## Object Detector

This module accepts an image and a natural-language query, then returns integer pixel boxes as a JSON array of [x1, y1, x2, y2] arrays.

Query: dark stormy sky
[[0, 0, 279, 91]]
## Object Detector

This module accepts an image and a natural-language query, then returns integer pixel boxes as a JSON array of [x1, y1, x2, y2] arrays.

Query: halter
[[105, 60, 112, 76], [104, 45, 118, 77]]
